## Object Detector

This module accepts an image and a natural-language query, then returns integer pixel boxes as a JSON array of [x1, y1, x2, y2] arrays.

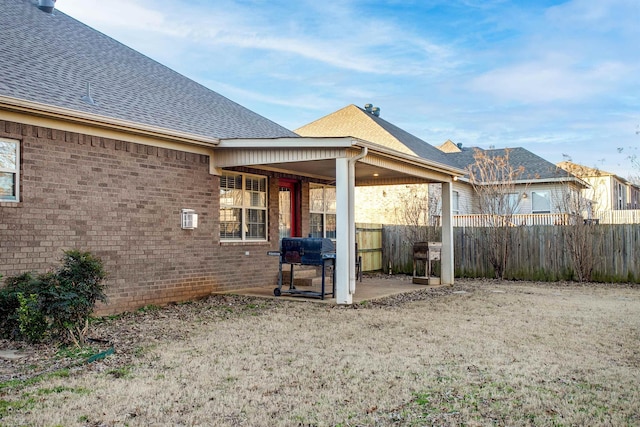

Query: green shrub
[[41, 250, 107, 345], [16, 293, 48, 343], [0, 272, 39, 340], [0, 250, 107, 345]]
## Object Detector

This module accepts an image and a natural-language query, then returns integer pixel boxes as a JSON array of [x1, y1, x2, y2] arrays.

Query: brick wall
[[0, 120, 282, 314], [355, 184, 422, 224]]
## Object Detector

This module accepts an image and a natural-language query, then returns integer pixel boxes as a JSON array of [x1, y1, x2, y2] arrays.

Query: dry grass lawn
[[1, 279, 639, 426]]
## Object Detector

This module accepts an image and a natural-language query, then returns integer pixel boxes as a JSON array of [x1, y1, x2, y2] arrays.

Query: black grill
[[270, 237, 336, 299]]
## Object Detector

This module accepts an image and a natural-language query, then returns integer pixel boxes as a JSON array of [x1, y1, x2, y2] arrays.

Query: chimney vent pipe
[[38, 0, 56, 13]]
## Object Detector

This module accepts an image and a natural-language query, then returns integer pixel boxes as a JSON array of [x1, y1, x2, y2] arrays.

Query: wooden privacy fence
[[356, 223, 383, 272], [381, 225, 442, 274], [378, 224, 640, 283]]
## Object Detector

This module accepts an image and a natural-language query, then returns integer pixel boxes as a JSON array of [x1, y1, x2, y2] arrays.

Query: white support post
[[441, 181, 454, 285], [348, 157, 357, 295], [335, 157, 352, 304]]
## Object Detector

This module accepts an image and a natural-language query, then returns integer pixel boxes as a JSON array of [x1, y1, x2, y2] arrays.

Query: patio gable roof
[[214, 137, 464, 184]]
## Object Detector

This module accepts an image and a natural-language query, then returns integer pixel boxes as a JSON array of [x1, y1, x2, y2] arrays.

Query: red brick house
[[0, 0, 462, 313]]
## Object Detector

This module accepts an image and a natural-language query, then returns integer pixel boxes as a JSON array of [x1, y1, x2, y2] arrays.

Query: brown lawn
[[1, 279, 639, 426]]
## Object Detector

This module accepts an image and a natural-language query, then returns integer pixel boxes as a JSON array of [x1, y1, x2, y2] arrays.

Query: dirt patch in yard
[[1, 278, 639, 426]]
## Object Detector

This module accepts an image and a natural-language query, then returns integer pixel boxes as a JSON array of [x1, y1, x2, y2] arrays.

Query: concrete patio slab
[[216, 274, 451, 304]]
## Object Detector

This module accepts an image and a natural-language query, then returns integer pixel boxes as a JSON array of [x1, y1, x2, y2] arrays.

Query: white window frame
[[452, 191, 460, 215], [309, 184, 336, 239], [0, 138, 19, 202], [531, 190, 551, 214], [616, 182, 625, 210], [507, 192, 520, 214], [219, 171, 268, 241], [489, 192, 520, 215]]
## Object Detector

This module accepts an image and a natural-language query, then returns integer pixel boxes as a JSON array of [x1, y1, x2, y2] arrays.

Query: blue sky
[[58, 0, 639, 177]]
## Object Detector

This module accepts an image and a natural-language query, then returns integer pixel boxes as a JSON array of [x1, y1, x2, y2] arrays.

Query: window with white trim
[[309, 184, 336, 239], [489, 192, 520, 215], [531, 190, 551, 213], [507, 193, 520, 214], [452, 191, 460, 215], [616, 182, 625, 210], [0, 138, 19, 202], [220, 172, 267, 241]]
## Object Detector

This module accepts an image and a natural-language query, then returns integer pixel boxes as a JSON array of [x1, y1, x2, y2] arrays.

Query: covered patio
[[214, 136, 464, 304]]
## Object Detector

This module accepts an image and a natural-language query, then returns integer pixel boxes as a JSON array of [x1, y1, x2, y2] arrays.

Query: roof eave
[[463, 176, 590, 188], [352, 138, 465, 177], [0, 95, 220, 147], [217, 136, 465, 179], [217, 136, 349, 148]]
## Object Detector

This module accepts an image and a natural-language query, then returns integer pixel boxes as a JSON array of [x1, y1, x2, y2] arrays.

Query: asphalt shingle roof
[[295, 104, 454, 167], [0, 0, 296, 140], [447, 147, 574, 181], [296, 104, 577, 182], [360, 107, 453, 166]]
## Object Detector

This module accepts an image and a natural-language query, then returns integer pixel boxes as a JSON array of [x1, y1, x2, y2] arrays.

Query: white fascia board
[[0, 95, 220, 147], [512, 177, 589, 187], [217, 136, 356, 149], [351, 138, 465, 177], [470, 176, 590, 188]]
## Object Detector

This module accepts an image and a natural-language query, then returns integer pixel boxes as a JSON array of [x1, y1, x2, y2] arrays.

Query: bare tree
[[393, 184, 440, 244], [617, 126, 640, 183], [554, 170, 604, 282], [390, 184, 441, 276], [467, 148, 527, 279]]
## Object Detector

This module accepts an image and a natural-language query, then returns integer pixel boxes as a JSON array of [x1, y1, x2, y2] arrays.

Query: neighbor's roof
[[295, 104, 454, 166], [0, 0, 296, 140], [557, 161, 639, 187], [556, 161, 616, 178], [445, 146, 581, 182]]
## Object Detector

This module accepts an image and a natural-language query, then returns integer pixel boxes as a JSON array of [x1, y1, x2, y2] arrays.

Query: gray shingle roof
[[0, 0, 296, 140], [446, 147, 574, 181], [295, 104, 457, 167], [353, 107, 454, 166]]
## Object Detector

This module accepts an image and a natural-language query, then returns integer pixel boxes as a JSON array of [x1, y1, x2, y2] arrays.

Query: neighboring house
[[296, 104, 587, 227], [0, 1, 461, 312], [296, 104, 459, 225], [557, 161, 640, 223], [441, 143, 588, 225]]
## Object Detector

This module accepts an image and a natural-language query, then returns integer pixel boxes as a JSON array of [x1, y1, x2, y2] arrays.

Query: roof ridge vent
[[37, 0, 56, 13], [81, 82, 98, 106]]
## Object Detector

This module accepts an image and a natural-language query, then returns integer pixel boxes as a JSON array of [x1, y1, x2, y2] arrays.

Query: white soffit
[[216, 137, 355, 148], [213, 147, 349, 168]]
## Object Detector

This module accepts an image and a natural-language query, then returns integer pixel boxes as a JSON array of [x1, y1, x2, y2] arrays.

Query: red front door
[[278, 179, 300, 239]]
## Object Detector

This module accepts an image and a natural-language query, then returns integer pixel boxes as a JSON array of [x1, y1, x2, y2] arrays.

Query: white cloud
[[469, 50, 632, 104], [59, 0, 169, 33], [60, 0, 457, 77], [545, 0, 640, 33]]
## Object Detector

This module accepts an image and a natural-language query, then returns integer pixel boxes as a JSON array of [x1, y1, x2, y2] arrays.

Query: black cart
[[270, 237, 336, 299]]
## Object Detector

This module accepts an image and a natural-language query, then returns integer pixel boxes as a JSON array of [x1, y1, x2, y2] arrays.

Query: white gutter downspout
[[348, 147, 367, 295]]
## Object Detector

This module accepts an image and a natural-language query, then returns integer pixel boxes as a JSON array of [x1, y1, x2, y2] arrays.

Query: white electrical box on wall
[[181, 209, 198, 229]]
